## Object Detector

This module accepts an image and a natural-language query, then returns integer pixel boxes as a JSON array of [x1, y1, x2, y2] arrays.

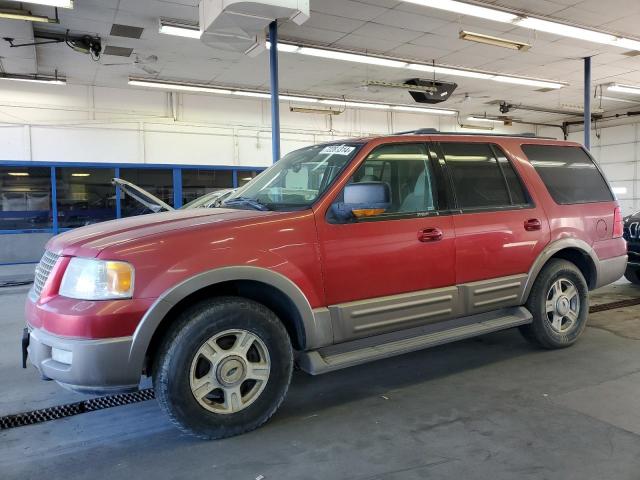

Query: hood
[[47, 208, 273, 258], [112, 178, 174, 212]]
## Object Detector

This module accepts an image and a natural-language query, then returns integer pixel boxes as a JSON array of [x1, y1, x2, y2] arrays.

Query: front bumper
[[28, 327, 140, 394]]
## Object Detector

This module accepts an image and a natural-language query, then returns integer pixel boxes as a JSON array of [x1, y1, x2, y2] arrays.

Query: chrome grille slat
[[33, 251, 60, 297]]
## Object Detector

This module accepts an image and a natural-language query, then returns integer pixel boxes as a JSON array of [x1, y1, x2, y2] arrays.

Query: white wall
[[0, 82, 540, 167], [567, 122, 640, 215]]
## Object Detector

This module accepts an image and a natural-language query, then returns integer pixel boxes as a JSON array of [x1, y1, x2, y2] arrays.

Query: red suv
[[24, 131, 627, 439]]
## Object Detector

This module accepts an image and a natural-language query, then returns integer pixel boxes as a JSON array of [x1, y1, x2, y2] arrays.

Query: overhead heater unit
[[199, 0, 309, 55], [404, 78, 458, 104]]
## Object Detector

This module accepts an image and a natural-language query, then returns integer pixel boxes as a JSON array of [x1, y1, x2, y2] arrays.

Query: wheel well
[[144, 280, 306, 375], [548, 248, 597, 289]]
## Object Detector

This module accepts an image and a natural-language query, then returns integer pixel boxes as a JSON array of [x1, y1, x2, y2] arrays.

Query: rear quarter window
[[522, 144, 613, 204]]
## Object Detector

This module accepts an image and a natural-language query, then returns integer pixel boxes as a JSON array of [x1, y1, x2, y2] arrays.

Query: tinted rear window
[[522, 145, 613, 204]]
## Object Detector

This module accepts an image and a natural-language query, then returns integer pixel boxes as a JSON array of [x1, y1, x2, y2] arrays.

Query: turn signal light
[[613, 206, 623, 238]]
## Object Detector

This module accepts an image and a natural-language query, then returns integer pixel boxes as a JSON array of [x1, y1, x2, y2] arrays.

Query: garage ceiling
[[2, 0, 640, 122]]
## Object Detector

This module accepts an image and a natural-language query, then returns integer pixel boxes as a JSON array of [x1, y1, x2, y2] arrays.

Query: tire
[[624, 267, 640, 285], [153, 296, 293, 440], [520, 259, 589, 349]]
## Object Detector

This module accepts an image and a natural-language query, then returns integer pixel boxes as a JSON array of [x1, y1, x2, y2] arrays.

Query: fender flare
[[521, 238, 598, 302], [127, 266, 327, 374]]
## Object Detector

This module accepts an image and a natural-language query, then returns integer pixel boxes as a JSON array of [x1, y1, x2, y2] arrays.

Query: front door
[[315, 142, 457, 342]]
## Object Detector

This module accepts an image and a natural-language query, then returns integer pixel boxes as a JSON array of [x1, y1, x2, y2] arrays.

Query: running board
[[298, 306, 532, 375]]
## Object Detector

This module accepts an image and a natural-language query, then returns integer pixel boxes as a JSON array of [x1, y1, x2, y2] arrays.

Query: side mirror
[[332, 182, 391, 221]]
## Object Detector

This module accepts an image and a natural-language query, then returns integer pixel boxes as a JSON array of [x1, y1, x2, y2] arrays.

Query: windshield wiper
[[223, 197, 271, 211]]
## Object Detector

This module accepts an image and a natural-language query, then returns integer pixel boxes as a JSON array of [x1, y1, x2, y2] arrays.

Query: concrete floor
[[2, 282, 640, 480]]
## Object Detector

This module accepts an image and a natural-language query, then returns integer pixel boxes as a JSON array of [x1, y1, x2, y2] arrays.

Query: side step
[[298, 306, 532, 375]]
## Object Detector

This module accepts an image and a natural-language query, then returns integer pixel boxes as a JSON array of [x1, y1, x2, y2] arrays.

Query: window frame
[[326, 141, 452, 224], [521, 143, 614, 206], [435, 141, 535, 214]]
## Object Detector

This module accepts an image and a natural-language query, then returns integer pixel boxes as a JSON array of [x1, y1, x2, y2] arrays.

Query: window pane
[[349, 143, 436, 216], [495, 150, 528, 205], [182, 169, 233, 205], [56, 168, 116, 228], [120, 168, 173, 217], [442, 143, 511, 210], [522, 145, 613, 204], [0, 167, 52, 230], [238, 170, 261, 188]]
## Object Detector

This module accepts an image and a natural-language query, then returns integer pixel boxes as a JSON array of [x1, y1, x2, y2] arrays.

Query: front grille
[[33, 251, 60, 297]]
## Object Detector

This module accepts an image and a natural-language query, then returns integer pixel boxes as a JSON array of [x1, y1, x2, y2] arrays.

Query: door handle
[[524, 218, 542, 231], [418, 227, 443, 242]]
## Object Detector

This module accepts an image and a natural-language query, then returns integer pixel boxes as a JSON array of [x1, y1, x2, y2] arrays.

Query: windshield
[[223, 143, 362, 211]]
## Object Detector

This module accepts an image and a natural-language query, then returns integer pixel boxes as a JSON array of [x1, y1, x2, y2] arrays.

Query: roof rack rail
[[394, 128, 542, 138]]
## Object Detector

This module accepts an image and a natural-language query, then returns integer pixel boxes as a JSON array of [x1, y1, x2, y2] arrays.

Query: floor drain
[[589, 297, 640, 313], [0, 388, 155, 430]]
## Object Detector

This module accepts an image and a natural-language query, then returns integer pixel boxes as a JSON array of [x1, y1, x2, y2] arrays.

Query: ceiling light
[[266, 41, 300, 53], [0, 73, 66, 85], [128, 78, 232, 94], [290, 106, 341, 115], [607, 84, 640, 95], [459, 124, 494, 131], [612, 186, 627, 195], [159, 18, 201, 39], [277, 41, 566, 89], [494, 75, 564, 89], [71, 173, 90, 177], [5, 0, 73, 7], [0, 9, 55, 22], [297, 47, 408, 68], [392, 105, 457, 115], [402, 0, 518, 23], [459, 30, 530, 51], [129, 77, 458, 117], [515, 17, 616, 44], [467, 115, 504, 124], [7, 172, 29, 176]]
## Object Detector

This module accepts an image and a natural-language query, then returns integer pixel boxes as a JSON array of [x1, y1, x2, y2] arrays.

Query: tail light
[[613, 206, 623, 238]]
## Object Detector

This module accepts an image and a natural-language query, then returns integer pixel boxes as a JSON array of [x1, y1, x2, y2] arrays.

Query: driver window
[[351, 143, 436, 216]]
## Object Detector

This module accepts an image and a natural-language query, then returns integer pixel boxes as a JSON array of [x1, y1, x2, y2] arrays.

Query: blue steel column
[[173, 168, 182, 208], [584, 56, 591, 150], [269, 20, 281, 163], [50, 166, 58, 235]]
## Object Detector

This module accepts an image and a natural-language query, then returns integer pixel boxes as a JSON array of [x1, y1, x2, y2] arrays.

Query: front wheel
[[153, 297, 293, 439], [520, 259, 589, 349]]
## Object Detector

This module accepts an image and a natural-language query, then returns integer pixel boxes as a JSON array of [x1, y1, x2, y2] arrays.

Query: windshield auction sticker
[[320, 145, 356, 155]]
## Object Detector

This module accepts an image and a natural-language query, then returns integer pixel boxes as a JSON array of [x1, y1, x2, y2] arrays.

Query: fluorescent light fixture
[[71, 173, 90, 177], [392, 105, 457, 115], [494, 75, 564, 89], [608, 84, 640, 95], [5, 0, 73, 7], [459, 30, 530, 51], [0, 73, 66, 85], [276, 41, 566, 89], [128, 78, 232, 94], [459, 124, 494, 131], [159, 18, 201, 39], [129, 77, 458, 116], [612, 186, 627, 195], [402, 0, 518, 23], [515, 17, 616, 44], [0, 9, 55, 22], [467, 115, 504, 124], [297, 47, 408, 68], [266, 41, 300, 53], [8, 172, 29, 176]]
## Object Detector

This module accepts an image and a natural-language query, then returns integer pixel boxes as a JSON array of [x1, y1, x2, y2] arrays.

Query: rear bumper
[[27, 327, 140, 394], [595, 254, 628, 289]]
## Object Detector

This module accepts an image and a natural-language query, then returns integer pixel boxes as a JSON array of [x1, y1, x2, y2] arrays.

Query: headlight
[[59, 258, 134, 300]]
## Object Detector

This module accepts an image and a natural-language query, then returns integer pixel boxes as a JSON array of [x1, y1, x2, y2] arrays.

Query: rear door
[[436, 141, 550, 313], [315, 142, 457, 342]]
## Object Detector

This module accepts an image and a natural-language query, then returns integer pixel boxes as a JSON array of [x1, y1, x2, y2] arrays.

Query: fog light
[[51, 347, 73, 365]]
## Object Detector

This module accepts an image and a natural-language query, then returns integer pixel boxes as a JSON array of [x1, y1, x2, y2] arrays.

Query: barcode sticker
[[320, 145, 356, 155]]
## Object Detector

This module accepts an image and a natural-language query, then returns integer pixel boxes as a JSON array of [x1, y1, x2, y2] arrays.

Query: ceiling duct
[[199, 0, 309, 56]]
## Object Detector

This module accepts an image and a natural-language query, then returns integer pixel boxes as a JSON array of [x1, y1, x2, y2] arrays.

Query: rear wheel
[[624, 267, 640, 285], [520, 259, 589, 349], [153, 297, 293, 439]]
